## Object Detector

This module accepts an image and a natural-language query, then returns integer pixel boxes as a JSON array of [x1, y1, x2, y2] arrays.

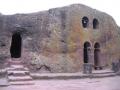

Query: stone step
[[0, 78, 9, 86], [92, 69, 114, 74], [9, 81, 34, 85], [8, 70, 29, 74], [6, 61, 34, 85], [6, 67, 15, 70], [11, 65, 24, 69], [8, 76, 32, 81], [92, 72, 116, 78], [7, 67, 29, 71], [8, 70, 29, 76], [31, 71, 116, 80], [9, 60, 22, 65]]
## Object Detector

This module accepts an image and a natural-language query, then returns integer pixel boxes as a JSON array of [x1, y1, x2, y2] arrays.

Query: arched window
[[94, 42, 100, 48], [83, 42, 91, 63], [93, 18, 99, 29], [82, 16, 89, 28]]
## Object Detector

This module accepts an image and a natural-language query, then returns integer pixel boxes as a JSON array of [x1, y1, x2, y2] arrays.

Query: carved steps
[[7, 60, 34, 85], [8, 76, 32, 81]]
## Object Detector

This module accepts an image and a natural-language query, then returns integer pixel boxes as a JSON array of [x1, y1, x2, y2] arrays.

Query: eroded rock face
[[0, 4, 119, 73]]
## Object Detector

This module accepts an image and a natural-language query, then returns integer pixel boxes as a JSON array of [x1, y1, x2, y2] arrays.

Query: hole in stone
[[83, 42, 91, 63], [93, 18, 99, 29], [10, 32, 22, 58], [94, 42, 101, 70], [82, 16, 89, 28]]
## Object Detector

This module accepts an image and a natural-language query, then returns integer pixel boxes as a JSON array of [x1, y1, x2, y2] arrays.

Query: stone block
[[112, 62, 120, 72], [83, 63, 92, 74]]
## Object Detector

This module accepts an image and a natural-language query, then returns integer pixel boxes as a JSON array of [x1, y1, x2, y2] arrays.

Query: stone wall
[[0, 4, 119, 73]]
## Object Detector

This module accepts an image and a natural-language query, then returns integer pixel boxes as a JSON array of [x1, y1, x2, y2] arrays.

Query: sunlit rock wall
[[0, 4, 119, 72]]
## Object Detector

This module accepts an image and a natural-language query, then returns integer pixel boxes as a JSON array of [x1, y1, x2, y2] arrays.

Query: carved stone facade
[[0, 4, 119, 73]]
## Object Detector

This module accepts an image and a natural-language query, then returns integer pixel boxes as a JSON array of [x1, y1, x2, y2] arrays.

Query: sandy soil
[[0, 76, 120, 90]]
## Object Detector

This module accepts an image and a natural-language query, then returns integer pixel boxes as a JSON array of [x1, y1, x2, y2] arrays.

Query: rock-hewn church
[[0, 4, 120, 73]]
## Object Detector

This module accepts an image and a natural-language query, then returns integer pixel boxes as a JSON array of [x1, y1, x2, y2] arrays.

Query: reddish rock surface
[[0, 4, 119, 73]]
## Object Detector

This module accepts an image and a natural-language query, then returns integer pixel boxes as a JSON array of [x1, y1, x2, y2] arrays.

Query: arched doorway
[[94, 42, 101, 69], [84, 42, 91, 63], [10, 33, 22, 58]]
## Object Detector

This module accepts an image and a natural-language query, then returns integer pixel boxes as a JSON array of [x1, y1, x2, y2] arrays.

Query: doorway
[[83, 42, 91, 63], [10, 33, 22, 58], [94, 42, 100, 69]]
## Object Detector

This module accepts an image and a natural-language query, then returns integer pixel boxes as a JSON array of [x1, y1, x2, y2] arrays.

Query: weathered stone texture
[[0, 4, 119, 73]]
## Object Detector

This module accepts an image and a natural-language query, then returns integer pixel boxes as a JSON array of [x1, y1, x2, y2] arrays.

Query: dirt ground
[[0, 76, 120, 90]]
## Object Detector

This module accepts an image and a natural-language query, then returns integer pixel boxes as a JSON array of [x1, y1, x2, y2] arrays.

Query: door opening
[[83, 42, 91, 63], [10, 33, 22, 58], [94, 42, 101, 69]]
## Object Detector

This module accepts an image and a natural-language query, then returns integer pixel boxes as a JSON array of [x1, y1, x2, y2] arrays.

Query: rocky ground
[[0, 76, 120, 90]]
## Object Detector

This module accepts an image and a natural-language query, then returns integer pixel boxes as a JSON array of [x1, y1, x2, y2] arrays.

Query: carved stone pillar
[[87, 47, 94, 65]]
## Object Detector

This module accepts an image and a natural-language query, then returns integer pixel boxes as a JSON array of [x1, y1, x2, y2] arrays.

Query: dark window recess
[[93, 18, 99, 29], [82, 16, 89, 28]]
